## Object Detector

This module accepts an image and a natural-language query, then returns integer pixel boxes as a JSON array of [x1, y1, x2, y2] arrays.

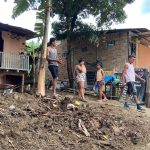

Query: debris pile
[[0, 92, 150, 150]]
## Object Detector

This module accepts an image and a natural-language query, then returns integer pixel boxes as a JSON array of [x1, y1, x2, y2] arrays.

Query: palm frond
[[12, 0, 30, 19], [34, 10, 45, 37]]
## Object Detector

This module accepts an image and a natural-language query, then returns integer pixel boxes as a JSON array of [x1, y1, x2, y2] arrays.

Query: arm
[[101, 69, 105, 80], [76, 65, 82, 72], [135, 73, 145, 82], [122, 73, 126, 86], [122, 64, 128, 85]]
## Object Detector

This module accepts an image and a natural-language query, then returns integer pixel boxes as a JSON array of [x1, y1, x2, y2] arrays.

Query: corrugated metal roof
[[102, 28, 149, 34], [0, 22, 36, 40]]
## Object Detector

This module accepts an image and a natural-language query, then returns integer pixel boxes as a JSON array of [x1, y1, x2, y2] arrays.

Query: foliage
[[25, 41, 41, 55], [51, 0, 135, 87], [11, 0, 135, 87], [52, 0, 135, 41], [12, 0, 135, 41], [12, 0, 53, 37]]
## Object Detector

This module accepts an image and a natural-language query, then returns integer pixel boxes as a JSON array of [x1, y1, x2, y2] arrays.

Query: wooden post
[[21, 73, 24, 93], [145, 73, 150, 108]]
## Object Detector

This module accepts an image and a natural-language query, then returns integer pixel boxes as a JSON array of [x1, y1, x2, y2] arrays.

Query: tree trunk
[[66, 37, 74, 88], [36, 0, 51, 96], [32, 55, 36, 89], [66, 15, 74, 88]]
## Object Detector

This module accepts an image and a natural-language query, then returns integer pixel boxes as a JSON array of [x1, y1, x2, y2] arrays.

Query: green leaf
[[12, 0, 30, 19]]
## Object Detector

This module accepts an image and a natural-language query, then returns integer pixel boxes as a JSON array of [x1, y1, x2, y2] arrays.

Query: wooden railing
[[0, 52, 29, 72]]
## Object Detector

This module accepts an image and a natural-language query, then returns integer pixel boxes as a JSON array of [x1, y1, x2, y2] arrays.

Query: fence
[[0, 52, 29, 72]]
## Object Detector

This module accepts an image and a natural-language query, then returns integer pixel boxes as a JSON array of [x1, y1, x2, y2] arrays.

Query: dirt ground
[[0, 91, 150, 150]]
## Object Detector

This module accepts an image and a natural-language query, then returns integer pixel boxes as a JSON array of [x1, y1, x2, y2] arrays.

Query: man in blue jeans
[[46, 38, 62, 99], [122, 55, 145, 111]]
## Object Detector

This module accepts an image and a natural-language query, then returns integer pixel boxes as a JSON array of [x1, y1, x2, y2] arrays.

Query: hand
[[141, 78, 146, 83], [122, 82, 126, 87], [59, 59, 64, 65], [56, 58, 63, 64]]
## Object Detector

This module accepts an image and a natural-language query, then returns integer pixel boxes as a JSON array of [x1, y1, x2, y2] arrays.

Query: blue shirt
[[48, 48, 58, 66]]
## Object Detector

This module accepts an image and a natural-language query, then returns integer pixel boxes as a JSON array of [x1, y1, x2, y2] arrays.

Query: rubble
[[0, 92, 150, 150]]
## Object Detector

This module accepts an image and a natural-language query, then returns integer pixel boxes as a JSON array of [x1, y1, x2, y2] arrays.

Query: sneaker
[[137, 104, 143, 111], [124, 102, 130, 109]]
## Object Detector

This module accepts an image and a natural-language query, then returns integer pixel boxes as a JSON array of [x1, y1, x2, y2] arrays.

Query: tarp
[[134, 68, 148, 101]]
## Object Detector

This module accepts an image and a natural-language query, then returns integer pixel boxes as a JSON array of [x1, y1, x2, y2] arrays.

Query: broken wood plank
[[78, 119, 90, 137]]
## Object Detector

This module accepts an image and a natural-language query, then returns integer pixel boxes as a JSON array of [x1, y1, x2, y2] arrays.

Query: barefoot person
[[46, 38, 62, 99], [96, 63, 108, 102], [74, 58, 87, 101], [122, 55, 145, 111]]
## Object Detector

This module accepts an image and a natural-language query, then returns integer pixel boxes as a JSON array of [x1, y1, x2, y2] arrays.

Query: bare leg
[[125, 94, 130, 102], [98, 86, 103, 102], [99, 86, 102, 100], [77, 82, 81, 98], [133, 95, 143, 111], [81, 81, 85, 100], [79, 81, 85, 101], [133, 95, 140, 104], [124, 94, 130, 108], [52, 77, 58, 97], [102, 92, 108, 101]]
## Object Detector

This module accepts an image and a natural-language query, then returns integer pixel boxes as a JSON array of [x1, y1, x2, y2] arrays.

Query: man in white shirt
[[122, 55, 145, 111]]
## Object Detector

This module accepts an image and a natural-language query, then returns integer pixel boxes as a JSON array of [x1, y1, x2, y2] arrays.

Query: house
[[46, 28, 150, 87], [0, 22, 35, 92]]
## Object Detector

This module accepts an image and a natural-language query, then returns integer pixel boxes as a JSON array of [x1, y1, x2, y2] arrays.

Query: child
[[96, 63, 108, 102], [74, 58, 87, 101]]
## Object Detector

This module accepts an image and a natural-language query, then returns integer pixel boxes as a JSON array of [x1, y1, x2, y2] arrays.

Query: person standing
[[122, 55, 145, 111], [96, 63, 108, 102], [46, 38, 62, 99], [74, 58, 87, 101]]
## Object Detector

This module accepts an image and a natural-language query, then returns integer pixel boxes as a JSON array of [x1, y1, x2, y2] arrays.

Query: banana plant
[[12, 0, 51, 96]]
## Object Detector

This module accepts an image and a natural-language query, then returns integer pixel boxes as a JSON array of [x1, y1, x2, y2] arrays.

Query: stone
[[13, 94, 19, 100], [9, 105, 15, 111]]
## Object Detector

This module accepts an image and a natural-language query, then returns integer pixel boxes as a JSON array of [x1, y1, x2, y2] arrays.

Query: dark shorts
[[96, 80, 105, 88], [48, 65, 58, 79], [126, 82, 137, 96]]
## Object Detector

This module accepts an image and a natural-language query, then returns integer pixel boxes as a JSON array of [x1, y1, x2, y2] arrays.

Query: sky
[[0, 0, 150, 34]]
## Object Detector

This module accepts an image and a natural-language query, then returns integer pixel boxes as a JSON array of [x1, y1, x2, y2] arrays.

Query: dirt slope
[[0, 92, 150, 150]]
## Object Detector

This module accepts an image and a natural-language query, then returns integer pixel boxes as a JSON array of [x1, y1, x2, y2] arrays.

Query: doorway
[[0, 32, 4, 52], [0, 32, 4, 67]]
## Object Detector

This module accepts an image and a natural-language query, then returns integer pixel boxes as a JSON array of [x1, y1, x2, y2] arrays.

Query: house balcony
[[0, 52, 29, 72]]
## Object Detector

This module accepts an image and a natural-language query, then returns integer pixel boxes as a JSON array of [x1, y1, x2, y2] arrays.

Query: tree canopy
[[11, 0, 135, 87], [50, 0, 135, 87], [52, 0, 135, 40], [12, 0, 135, 39]]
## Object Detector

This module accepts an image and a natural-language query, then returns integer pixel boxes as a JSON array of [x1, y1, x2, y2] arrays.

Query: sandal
[[53, 94, 58, 99]]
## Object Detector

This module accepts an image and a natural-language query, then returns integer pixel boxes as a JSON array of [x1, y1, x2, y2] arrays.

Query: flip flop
[[102, 98, 108, 102]]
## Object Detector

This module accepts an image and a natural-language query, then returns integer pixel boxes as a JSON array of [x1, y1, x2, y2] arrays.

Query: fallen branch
[[6, 136, 18, 150], [78, 119, 90, 137], [98, 140, 111, 146]]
